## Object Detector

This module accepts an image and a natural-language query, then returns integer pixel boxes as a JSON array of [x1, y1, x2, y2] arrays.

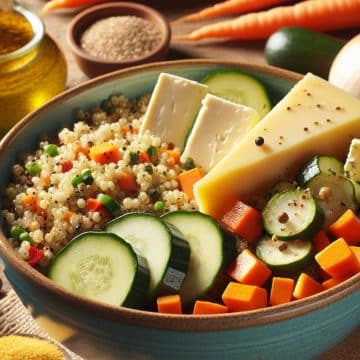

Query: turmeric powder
[[0, 335, 64, 360], [0, 10, 33, 55]]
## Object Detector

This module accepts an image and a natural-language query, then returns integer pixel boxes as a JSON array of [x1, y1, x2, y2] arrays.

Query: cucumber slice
[[267, 180, 297, 199], [304, 174, 357, 227], [256, 235, 313, 275], [201, 71, 271, 118], [48, 232, 149, 308], [263, 189, 323, 240], [106, 213, 190, 297], [162, 211, 237, 305], [299, 155, 344, 187]]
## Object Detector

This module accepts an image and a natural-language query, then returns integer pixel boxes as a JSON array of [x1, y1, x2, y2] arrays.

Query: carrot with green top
[[293, 273, 323, 299], [178, 167, 204, 200], [227, 248, 272, 287], [193, 300, 228, 315], [269, 277, 294, 306], [315, 238, 360, 279], [222, 282, 268, 312], [221, 200, 263, 244], [328, 209, 360, 245], [174, 0, 360, 41], [176, 0, 291, 23], [89, 142, 121, 165], [157, 295, 182, 314]]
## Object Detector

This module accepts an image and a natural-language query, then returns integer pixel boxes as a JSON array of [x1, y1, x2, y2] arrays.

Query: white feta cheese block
[[181, 94, 260, 172], [344, 138, 360, 181], [139, 73, 208, 150]]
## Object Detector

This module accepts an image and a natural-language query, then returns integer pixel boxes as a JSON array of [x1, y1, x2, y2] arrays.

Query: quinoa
[[2, 94, 198, 269]]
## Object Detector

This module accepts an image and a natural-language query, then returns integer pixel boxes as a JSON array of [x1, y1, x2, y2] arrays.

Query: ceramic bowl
[[0, 60, 359, 360], [67, 2, 171, 78]]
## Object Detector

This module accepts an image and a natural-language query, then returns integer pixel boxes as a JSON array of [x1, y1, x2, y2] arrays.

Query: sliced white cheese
[[181, 94, 259, 172], [344, 138, 360, 181], [194, 73, 360, 219], [139, 73, 208, 150]]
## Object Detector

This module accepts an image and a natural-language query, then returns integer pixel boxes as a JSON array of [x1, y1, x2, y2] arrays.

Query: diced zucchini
[[162, 211, 237, 305], [106, 213, 190, 297], [48, 232, 150, 309], [256, 235, 313, 275], [263, 189, 323, 240]]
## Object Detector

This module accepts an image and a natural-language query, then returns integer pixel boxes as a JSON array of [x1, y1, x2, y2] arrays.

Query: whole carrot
[[176, 0, 292, 23], [174, 0, 360, 41], [41, 0, 106, 14]]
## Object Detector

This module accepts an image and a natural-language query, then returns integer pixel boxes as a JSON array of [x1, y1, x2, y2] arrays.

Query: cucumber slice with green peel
[[256, 235, 313, 276], [106, 213, 190, 297], [305, 174, 358, 227], [267, 180, 297, 199], [162, 211, 237, 305], [298, 155, 344, 187], [48, 232, 150, 308], [263, 189, 324, 240], [201, 71, 271, 118]]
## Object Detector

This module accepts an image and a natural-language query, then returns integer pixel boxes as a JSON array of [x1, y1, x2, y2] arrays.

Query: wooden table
[[14, 0, 360, 358]]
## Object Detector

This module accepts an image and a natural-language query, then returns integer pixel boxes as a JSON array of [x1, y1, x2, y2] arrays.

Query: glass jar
[[0, 6, 67, 137]]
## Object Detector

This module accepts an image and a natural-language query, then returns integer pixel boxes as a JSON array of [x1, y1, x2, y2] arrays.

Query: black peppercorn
[[255, 136, 264, 146]]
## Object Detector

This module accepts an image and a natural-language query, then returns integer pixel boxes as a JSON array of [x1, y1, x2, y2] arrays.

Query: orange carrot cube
[[222, 282, 267, 312], [269, 277, 295, 306], [221, 200, 263, 244], [227, 249, 272, 287], [350, 246, 360, 262], [178, 167, 204, 200], [322, 277, 347, 290], [328, 209, 360, 245], [157, 295, 182, 314], [293, 273, 323, 299], [315, 238, 360, 279], [193, 301, 228, 315]]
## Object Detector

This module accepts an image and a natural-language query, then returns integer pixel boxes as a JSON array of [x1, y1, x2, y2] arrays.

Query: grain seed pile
[[80, 16, 162, 61], [2, 94, 197, 269]]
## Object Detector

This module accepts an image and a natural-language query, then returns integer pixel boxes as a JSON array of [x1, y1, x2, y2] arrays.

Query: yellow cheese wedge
[[194, 73, 360, 219]]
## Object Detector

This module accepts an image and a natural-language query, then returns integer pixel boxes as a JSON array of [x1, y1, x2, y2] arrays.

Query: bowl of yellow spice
[[0, 5, 67, 138], [67, 2, 171, 78]]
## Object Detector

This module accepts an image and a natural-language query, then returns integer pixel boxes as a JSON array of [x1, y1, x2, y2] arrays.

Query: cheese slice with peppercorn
[[180, 94, 260, 172], [139, 73, 208, 150], [194, 73, 360, 219]]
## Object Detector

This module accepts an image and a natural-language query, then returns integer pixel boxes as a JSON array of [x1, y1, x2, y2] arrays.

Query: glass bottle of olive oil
[[0, 6, 67, 138]]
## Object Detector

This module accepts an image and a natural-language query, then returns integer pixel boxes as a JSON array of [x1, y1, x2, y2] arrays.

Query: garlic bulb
[[329, 34, 360, 99]]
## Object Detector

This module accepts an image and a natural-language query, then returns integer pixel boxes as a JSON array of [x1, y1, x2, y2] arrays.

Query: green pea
[[71, 174, 83, 187], [129, 152, 139, 165], [19, 231, 32, 242], [146, 145, 157, 157], [10, 225, 25, 240], [154, 201, 164, 212], [44, 144, 59, 157], [25, 162, 41, 176], [183, 157, 195, 170]]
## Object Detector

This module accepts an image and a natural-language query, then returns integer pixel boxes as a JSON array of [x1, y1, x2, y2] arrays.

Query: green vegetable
[[44, 144, 59, 157], [201, 70, 271, 118], [97, 193, 121, 216], [146, 145, 157, 157], [71, 169, 92, 187], [183, 157, 195, 170], [129, 152, 139, 165], [26, 162, 41, 176], [19, 231, 32, 242], [10, 225, 25, 240], [265, 27, 345, 78], [154, 201, 164, 212], [144, 163, 153, 174]]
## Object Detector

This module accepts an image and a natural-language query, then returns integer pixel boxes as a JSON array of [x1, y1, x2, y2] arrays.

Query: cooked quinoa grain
[[2, 94, 198, 269]]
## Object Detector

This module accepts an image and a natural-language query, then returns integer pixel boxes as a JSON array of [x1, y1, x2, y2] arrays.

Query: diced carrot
[[64, 211, 74, 222], [350, 246, 360, 262], [178, 167, 204, 201], [315, 238, 360, 279], [120, 126, 131, 137], [89, 142, 121, 164], [163, 150, 181, 164], [328, 209, 360, 245], [21, 194, 45, 215], [139, 151, 150, 164], [75, 144, 89, 159], [193, 300, 228, 315], [118, 172, 139, 192], [28, 246, 44, 266], [43, 176, 51, 187], [222, 282, 267, 312], [269, 277, 295, 306], [87, 198, 103, 212], [227, 248, 271, 287], [221, 200, 263, 244], [157, 295, 182, 314], [312, 230, 330, 253], [322, 277, 347, 290], [293, 273, 323, 300]]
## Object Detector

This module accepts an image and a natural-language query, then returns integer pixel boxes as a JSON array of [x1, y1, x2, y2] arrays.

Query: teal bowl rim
[[0, 5, 45, 64], [0, 59, 359, 332]]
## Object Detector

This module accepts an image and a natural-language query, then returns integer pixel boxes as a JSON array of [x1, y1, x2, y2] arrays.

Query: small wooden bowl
[[67, 2, 171, 78]]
